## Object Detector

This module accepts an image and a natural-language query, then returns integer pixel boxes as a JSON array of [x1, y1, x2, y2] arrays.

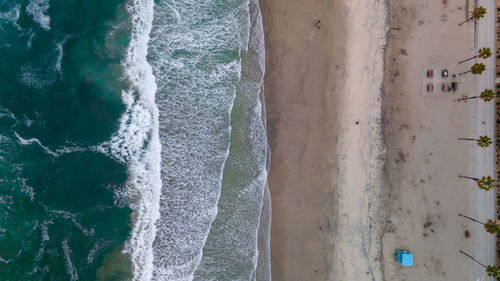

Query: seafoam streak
[[62, 239, 78, 281]]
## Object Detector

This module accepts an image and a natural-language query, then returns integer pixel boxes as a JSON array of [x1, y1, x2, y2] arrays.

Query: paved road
[[471, 0, 496, 280]]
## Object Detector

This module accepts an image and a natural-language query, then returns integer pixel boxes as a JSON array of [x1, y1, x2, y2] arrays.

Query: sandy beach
[[382, 0, 478, 280], [261, 0, 387, 280], [263, 0, 484, 279]]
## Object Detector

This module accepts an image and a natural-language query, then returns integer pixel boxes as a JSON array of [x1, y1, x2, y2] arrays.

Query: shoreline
[[249, 0, 272, 278]]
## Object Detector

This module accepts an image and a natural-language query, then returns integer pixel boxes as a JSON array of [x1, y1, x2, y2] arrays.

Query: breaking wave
[[26, 0, 51, 31], [97, 0, 162, 279]]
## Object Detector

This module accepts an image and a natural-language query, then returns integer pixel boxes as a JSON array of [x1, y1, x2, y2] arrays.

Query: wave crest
[[98, 0, 162, 280]]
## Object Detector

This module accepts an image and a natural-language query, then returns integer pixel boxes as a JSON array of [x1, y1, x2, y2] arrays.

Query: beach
[[263, 0, 482, 279], [382, 0, 479, 280], [261, 0, 387, 280]]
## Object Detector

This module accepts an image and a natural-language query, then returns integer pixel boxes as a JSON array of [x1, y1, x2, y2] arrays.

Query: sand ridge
[[329, 0, 387, 280]]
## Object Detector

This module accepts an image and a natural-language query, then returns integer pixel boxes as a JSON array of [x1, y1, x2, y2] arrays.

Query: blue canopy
[[397, 251, 413, 266]]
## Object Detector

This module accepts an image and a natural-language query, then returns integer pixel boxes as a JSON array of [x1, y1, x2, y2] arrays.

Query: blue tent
[[397, 250, 413, 266]]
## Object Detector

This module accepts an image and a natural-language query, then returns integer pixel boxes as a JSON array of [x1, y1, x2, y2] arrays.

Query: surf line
[[100, 0, 163, 279]]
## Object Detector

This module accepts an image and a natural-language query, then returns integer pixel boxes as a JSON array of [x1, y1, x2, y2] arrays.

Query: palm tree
[[459, 63, 486, 75], [459, 47, 492, 64], [458, 175, 497, 191], [484, 219, 500, 234], [459, 6, 487, 25], [478, 175, 497, 190], [477, 135, 493, 147], [457, 89, 496, 102], [487, 265, 500, 279], [459, 250, 500, 278], [478, 47, 493, 59], [458, 135, 492, 147], [458, 214, 500, 234]]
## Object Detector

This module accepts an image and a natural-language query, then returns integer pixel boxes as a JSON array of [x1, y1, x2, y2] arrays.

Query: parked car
[[426, 69, 433, 78], [442, 69, 448, 78], [451, 82, 458, 92]]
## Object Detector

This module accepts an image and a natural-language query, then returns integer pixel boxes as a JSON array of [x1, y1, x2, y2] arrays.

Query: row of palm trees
[[458, 9, 491, 75], [455, 6, 500, 279], [458, 47, 491, 75]]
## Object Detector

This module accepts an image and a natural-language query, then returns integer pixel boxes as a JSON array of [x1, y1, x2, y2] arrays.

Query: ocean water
[[0, 0, 270, 280]]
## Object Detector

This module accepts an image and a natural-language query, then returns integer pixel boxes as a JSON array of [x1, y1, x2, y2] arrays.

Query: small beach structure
[[442, 83, 450, 92], [426, 83, 434, 92], [396, 250, 413, 266]]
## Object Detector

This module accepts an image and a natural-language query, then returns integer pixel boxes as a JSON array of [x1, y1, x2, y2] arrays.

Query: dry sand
[[263, 0, 480, 280], [382, 0, 475, 280], [261, 0, 387, 280]]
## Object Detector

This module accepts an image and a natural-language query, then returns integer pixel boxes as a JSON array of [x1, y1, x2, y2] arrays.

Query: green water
[[0, 0, 133, 279], [0, 0, 272, 279]]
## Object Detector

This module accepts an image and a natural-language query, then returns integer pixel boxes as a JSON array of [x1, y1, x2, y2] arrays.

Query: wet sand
[[261, 0, 387, 280]]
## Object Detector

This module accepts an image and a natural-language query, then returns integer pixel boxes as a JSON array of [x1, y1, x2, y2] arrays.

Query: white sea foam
[[0, 106, 15, 120], [191, 0, 271, 279], [20, 178, 35, 201], [14, 131, 86, 157], [18, 37, 68, 88], [14, 131, 59, 157], [146, 0, 270, 279], [18, 65, 50, 89], [34, 221, 51, 263], [54, 35, 72, 74], [103, 184, 134, 208], [23, 116, 33, 127], [27, 30, 36, 49], [0, 4, 21, 30], [96, 0, 271, 278], [87, 239, 111, 264], [26, 0, 51, 31], [55, 145, 86, 155], [41, 222, 50, 242], [96, 0, 162, 279], [51, 209, 95, 236], [62, 239, 78, 281]]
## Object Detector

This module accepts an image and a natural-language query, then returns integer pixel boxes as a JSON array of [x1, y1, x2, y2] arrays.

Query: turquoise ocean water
[[0, 0, 270, 280]]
